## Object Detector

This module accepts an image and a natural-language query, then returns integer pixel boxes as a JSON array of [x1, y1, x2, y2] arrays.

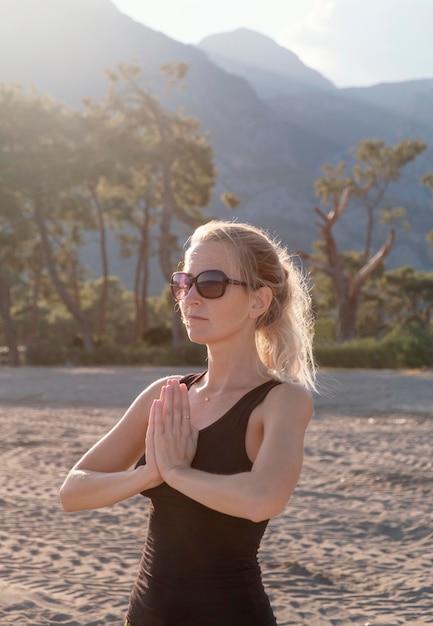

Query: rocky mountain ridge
[[0, 0, 432, 275]]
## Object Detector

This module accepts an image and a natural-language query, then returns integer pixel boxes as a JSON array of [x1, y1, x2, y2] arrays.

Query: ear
[[249, 286, 272, 319]]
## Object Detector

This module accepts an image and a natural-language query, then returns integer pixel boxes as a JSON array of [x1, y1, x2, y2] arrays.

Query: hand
[[151, 379, 198, 479], [141, 398, 165, 488]]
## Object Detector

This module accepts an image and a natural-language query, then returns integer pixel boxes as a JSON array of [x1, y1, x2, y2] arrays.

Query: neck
[[202, 342, 269, 394]]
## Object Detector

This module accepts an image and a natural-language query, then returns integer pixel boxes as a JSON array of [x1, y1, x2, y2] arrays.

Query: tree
[[301, 138, 427, 342], [0, 84, 96, 351], [0, 188, 31, 365], [69, 101, 125, 338], [421, 172, 433, 246], [382, 266, 433, 328], [96, 62, 215, 344]]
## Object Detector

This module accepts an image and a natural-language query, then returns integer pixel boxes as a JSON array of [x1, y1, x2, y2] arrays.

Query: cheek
[[221, 296, 251, 323]]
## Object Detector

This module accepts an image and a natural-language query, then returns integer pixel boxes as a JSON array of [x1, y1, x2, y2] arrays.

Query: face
[[177, 241, 255, 347]]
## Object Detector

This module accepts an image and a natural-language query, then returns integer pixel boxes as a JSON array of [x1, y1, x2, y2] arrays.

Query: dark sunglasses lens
[[196, 271, 226, 298], [171, 273, 191, 300]]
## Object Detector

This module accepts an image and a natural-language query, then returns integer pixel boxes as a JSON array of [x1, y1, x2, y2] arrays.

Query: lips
[[185, 315, 207, 323]]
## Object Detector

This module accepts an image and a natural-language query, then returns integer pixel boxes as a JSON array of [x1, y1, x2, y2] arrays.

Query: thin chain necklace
[[199, 379, 269, 403]]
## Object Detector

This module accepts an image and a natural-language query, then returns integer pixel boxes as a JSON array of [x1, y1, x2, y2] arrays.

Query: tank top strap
[[180, 372, 207, 388], [237, 379, 283, 415], [180, 374, 282, 410]]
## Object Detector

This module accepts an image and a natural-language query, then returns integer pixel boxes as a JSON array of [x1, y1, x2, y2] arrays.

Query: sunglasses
[[170, 270, 247, 301]]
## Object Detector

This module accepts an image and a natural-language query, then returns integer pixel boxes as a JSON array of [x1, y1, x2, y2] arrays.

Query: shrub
[[141, 324, 172, 346], [26, 339, 67, 366], [383, 324, 433, 368], [314, 325, 433, 369], [63, 340, 207, 368], [314, 317, 336, 342], [69, 342, 130, 366]]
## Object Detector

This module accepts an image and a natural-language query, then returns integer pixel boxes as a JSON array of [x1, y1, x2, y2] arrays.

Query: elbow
[[59, 477, 81, 513], [59, 483, 74, 512], [245, 490, 288, 524], [248, 502, 285, 524]]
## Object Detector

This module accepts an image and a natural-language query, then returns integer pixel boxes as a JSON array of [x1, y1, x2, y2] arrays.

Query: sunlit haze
[[112, 0, 433, 87]]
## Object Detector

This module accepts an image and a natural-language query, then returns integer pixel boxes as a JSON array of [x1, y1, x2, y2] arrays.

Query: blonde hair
[[188, 220, 317, 391]]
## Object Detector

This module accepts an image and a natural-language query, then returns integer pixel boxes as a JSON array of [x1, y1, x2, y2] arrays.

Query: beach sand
[[0, 366, 432, 625]]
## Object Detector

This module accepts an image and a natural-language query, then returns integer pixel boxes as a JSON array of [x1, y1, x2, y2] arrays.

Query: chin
[[186, 330, 207, 345]]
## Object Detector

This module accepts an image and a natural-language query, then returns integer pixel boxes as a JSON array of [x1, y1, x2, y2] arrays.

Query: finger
[[147, 399, 157, 434], [145, 399, 157, 451], [162, 383, 174, 430], [179, 383, 190, 423], [170, 380, 183, 427], [152, 398, 164, 438]]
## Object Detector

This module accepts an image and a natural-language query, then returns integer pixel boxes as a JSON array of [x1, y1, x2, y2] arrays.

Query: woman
[[60, 220, 317, 626]]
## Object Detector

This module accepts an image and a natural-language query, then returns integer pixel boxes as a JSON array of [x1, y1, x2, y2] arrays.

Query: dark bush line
[[18, 323, 433, 370], [25, 339, 207, 367], [315, 326, 433, 369]]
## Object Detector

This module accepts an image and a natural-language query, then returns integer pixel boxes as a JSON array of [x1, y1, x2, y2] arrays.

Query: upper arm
[[72, 375, 176, 473], [250, 383, 313, 517]]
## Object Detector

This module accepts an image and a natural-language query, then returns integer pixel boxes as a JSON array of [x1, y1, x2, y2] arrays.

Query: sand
[[0, 366, 432, 626]]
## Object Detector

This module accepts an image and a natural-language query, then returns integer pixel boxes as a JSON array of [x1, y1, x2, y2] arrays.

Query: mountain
[[343, 79, 433, 126], [197, 29, 433, 269], [0, 0, 206, 105], [1, 0, 432, 280], [198, 28, 335, 98]]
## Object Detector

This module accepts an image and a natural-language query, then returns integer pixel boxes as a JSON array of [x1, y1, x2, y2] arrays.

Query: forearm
[[59, 464, 155, 512], [163, 466, 294, 523]]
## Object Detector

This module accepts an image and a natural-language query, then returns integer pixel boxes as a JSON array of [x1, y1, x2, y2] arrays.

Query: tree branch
[[351, 228, 396, 296], [295, 251, 336, 277]]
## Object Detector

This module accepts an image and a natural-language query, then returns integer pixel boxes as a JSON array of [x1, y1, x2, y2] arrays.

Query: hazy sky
[[112, 0, 433, 88]]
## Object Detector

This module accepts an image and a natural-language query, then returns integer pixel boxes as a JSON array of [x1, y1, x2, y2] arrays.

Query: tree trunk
[[336, 292, 359, 342], [172, 308, 186, 346], [133, 198, 151, 342], [89, 186, 109, 338], [139, 198, 151, 338], [134, 254, 149, 343], [157, 124, 184, 347], [158, 184, 175, 282], [133, 254, 143, 342], [0, 263, 20, 366], [139, 257, 149, 335], [28, 262, 42, 344], [33, 194, 95, 351], [362, 187, 386, 263]]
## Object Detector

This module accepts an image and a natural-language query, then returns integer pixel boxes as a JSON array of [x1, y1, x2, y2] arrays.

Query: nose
[[183, 283, 201, 303]]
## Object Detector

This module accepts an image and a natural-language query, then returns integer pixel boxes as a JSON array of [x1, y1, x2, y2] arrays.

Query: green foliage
[[25, 337, 207, 367], [141, 324, 172, 346], [314, 316, 336, 342], [2, 73, 431, 365], [315, 324, 433, 369], [381, 266, 433, 328], [220, 192, 242, 210], [0, 63, 218, 357], [80, 276, 135, 342], [26, 339, 67, 366], [421, 172, 433, 246], [144, 343, 207, 367], [160, 62, 189, 86], [306, 138, 427, 342]]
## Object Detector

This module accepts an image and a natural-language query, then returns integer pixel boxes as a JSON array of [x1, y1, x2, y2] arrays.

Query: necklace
[[199, 389, 217, 402], [201, 388, 244, 402], [198, 375, 269, 403]]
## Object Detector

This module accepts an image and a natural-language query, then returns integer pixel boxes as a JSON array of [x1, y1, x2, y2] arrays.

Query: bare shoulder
[[117, 374, 183, 427], [129, 374, 183, 408], [263, 380, 313, 430]]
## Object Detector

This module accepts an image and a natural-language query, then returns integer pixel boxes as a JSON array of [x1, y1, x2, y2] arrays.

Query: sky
[[112, 0, 433, 88]]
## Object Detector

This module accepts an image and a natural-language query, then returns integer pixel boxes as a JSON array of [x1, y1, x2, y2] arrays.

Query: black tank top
[[127, 373, 282, 626]]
